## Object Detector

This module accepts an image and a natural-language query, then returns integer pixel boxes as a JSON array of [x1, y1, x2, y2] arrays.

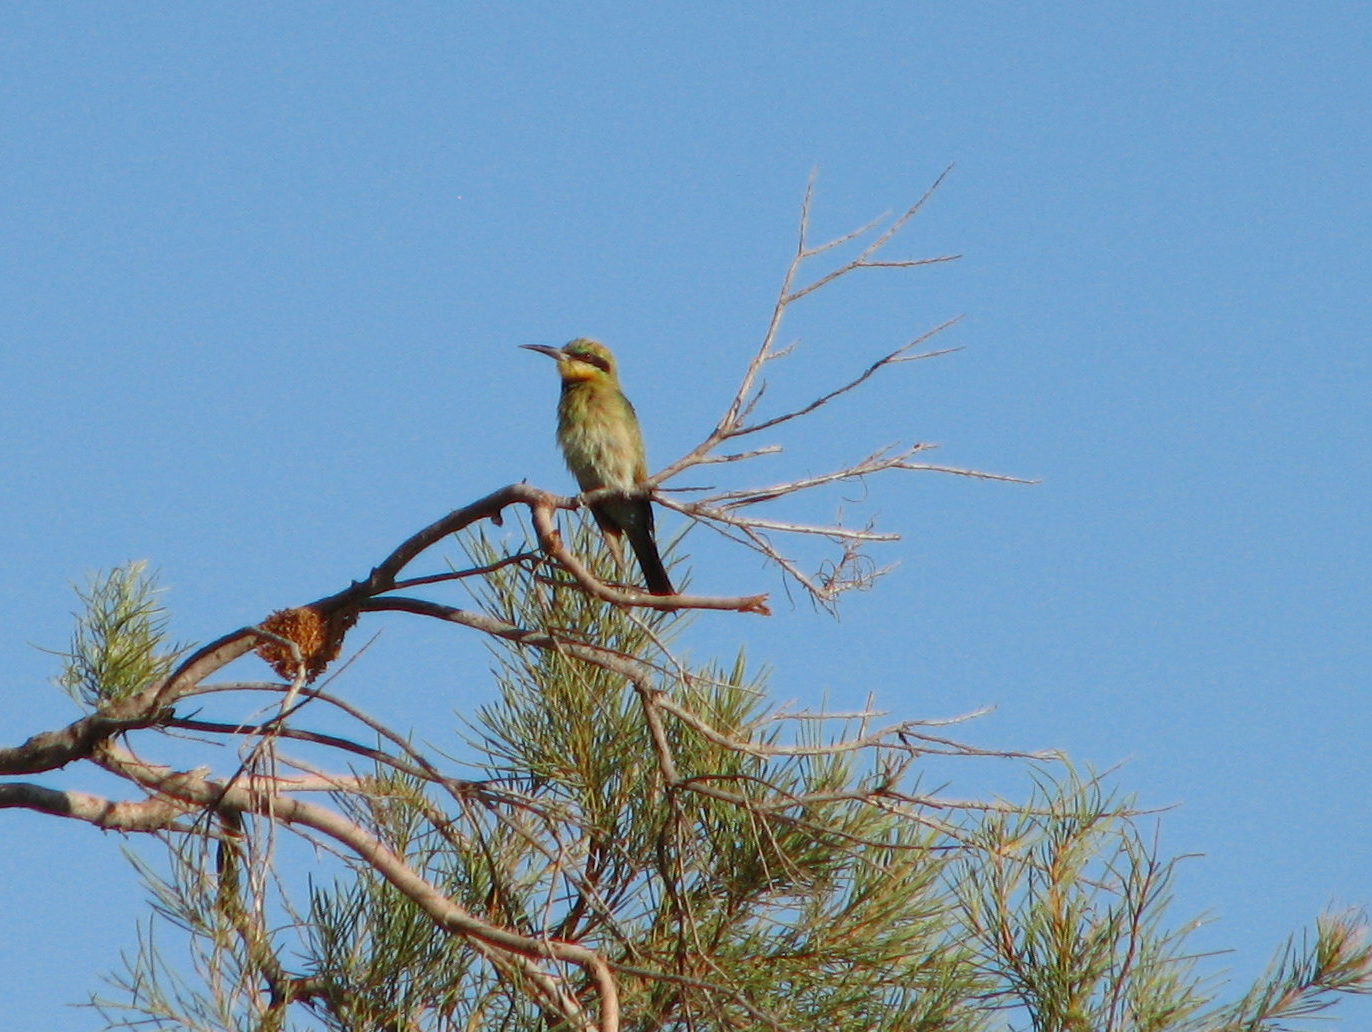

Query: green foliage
[[1216, 912, 1372, 1031], [955, 773, 1208, 1031], [57, 560, 185, 705], [89, 528, 1372, 1031], [955, 773, 1372, 1032], [293, 524, 996, 1030]]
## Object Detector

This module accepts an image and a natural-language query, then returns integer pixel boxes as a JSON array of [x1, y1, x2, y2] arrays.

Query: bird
[[521, 338, 674, 596]]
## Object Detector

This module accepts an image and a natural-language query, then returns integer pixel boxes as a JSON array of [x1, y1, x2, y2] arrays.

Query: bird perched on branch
[[522, 338, 674, 596]]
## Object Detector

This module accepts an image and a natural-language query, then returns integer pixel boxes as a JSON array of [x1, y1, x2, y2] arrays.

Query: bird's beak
[[520, 344, 563, 360]]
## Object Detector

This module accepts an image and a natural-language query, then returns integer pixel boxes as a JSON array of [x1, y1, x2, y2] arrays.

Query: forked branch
[[645, 168, 1024, 606]]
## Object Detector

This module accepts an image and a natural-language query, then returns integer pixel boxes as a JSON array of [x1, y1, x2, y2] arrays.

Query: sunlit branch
[[0, 780, 200, 832], [93, 741, 617, 1032]]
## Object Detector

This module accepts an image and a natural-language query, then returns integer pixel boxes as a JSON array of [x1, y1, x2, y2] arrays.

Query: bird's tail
[[626, 525, 674, 596]]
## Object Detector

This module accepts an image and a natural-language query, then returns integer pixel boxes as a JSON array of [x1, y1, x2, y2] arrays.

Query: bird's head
[[521, 338, 619, 385]]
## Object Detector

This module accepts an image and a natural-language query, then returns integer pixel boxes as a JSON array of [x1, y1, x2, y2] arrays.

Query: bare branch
[[94, 741, 617, 1032], [732, 327, 964, 438], [528, 501, 771, 615], [0, 781, 199, 832]]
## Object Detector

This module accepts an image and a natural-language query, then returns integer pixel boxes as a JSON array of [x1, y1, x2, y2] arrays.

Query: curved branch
[[0, 710, 164, 776], [95, 742, 618, 1032], [528, 501, 770, 615], [0, 780, 199, 832]]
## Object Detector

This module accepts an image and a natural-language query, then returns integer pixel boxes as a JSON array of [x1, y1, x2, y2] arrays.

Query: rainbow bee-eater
[[522, 338, 674, 596]]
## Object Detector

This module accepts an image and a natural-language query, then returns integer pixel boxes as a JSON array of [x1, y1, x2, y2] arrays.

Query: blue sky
[[2, 3, 1368, 1026]]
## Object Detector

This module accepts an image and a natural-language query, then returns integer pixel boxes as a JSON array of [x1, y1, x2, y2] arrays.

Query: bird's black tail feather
[[594, 496, 674, 596], [627, 528, 674, 596]]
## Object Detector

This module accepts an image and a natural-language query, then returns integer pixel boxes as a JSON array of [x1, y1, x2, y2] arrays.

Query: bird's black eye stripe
[[573, 351, 611, 372]]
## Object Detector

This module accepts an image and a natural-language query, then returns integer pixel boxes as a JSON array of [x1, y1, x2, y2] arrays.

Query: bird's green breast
[[556, 380, 648, 492]]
